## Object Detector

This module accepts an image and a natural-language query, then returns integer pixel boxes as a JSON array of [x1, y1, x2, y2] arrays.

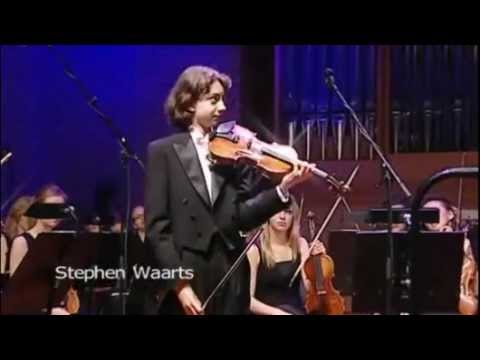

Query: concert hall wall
[[1, 45, 243, 219]]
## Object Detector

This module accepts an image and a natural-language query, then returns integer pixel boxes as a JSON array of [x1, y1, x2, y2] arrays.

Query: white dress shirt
[[190, 126, 213, 203], [189, 125, 289, 205]]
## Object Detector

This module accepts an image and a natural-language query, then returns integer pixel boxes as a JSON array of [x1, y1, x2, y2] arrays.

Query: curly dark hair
[[164, 65, 232, 131]]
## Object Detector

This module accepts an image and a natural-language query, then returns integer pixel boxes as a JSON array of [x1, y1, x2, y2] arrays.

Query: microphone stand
[[324, 68, 412, 315], [48, 45, 145, 316]]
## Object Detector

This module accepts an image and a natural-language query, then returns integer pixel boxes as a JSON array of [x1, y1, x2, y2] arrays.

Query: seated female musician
[[422, 196, 478, 315], [247, 198, 325, 315], [1, 231, 7, 275], [4, 196, 37, 242], [2, 196, 37, 278], [1, 228, 6, 294], [9, 184, 77, 315]]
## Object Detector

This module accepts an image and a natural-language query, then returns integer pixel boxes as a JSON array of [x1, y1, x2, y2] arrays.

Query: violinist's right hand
[[310, 239, 326, 256], [176, 282, 204, 315], [279, 161, 314, 192]]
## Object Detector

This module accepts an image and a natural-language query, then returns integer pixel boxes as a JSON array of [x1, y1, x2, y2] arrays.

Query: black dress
[[7, 232, 35, 273], [254, 244, 306, 315]]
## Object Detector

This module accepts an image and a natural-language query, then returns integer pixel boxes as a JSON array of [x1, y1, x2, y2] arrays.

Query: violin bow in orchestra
[[456, 152, 466, 231], [289, 164, 360, 287]]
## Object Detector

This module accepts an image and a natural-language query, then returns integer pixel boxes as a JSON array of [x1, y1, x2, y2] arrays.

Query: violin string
[[247, 118, 307, 149]]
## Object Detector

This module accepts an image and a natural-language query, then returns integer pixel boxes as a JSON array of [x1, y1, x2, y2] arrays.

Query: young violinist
[[2, 195, 36, 275], [247, 198, 325, 315], [145, 65, 314, 315]]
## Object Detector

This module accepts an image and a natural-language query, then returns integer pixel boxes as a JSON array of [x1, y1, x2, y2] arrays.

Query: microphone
[[63, 205, 78, 222], [63, 205, 75, 213], [324, 68, 335, 89]]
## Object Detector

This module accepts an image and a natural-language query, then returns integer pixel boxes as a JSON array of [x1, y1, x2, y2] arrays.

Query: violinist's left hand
[[311, 239, 326, 256]]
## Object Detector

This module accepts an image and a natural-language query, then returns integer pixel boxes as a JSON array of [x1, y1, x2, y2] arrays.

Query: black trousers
[[158, 237, 250, 315]]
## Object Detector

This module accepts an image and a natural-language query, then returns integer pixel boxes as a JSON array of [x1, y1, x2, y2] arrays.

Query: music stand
[[65, 231, 143, 315], [1, 231, 78, 315], [328, 229, 358, 296], [351, 231, 464, 314], [410, 231, 465, 314], [75, 232, 123, 315]]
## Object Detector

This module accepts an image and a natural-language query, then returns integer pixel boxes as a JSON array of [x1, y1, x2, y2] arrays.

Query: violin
[[303, 213, 345, 315], [459, 271, 478, 315], [65, 286, 80, 314], [439, 224, 478, 315], [208, 121, 349, 193], [459, 225, 478, 315]]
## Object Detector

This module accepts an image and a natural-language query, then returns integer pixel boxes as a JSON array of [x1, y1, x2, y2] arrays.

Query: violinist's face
[[424, 200, 454, 231], [190, 80, 227, 133], [270, 208, 293, 233], [40, 195, 65, 230]]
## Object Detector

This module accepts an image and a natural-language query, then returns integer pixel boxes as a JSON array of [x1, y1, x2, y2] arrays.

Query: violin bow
[[339, 197, 361, 231], [200, 226, 264, 313], [289, 164, 360, 287], [456, 152, 467, 230]]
